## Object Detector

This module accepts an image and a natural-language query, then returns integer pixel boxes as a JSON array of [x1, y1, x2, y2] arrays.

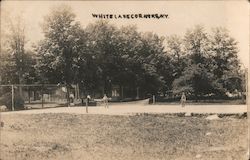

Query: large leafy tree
[[115, 25, 143, 94], [137, 32, 167, 95], [0, 11, 38, 88], [209, 27, 242, 92], [165, 35, 187, 93], [82, 21, 169, 98], [83, 21, 121, 96], [171, 26, 243, 98], [172, 26, 217, 97], [0, 14, 27, 84], [36, 5, 85, 103]]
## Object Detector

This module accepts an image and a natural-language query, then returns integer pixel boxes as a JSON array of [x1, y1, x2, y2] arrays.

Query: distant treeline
[[0, 5, 246, 100]]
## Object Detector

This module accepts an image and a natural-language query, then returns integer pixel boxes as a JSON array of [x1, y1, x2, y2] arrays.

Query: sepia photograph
[[0, 1, 249, 160]]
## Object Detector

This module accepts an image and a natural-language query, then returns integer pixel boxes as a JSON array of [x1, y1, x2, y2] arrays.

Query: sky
[[1, 1, 249, 68]]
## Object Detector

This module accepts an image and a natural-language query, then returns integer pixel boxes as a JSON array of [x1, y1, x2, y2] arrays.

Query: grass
[[0, 113, 248, 160]]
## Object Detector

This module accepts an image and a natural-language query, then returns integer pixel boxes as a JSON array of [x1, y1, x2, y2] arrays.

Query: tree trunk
[[28, 88, 31, 104], [66, 84, 70, 107]]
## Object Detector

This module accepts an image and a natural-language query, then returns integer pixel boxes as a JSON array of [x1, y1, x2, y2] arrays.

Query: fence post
[[153, 95, 155, 105], [136, 87, 139, 99], [41, 85, 44, 108], [121, 86, 124, 99], [86, 101, 88, 113], [11, 85, 14, 111]]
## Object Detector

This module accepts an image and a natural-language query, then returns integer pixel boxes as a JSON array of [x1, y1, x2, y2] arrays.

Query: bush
[[0, 92, 25, 110]]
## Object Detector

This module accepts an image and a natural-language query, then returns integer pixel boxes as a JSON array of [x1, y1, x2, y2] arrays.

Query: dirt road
[[1, 104, 247, 115]]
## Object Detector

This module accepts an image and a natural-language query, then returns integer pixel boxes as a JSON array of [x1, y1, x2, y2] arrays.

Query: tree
[[115, 25, 143, 96], [0, 11, 38, 107], [83, 21, 169, 98], [138, 32, 167, 96], [0, 14, 27, 85], [36, 5, 85, 104], [209, 27, 242, 92], [172, 25, 244, 98], [172, 25, 217, 98], [165, 35, 187, 92], [0, 11, 38, 99], [82, 20, 121, 96]]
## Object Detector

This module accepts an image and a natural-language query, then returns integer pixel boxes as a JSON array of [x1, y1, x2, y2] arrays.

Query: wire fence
[[0, 84, 75, 111]]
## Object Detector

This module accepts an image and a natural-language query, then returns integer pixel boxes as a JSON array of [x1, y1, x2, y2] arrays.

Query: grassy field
[[0, 113, 248, 160]]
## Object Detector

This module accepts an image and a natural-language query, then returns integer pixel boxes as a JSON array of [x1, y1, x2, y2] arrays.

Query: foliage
[[36, 5, 85, 86], [0, 10, 39, 86], [172, 26, 243, 97], [1, 5, 244, 100], [0, 92, 25, 110]]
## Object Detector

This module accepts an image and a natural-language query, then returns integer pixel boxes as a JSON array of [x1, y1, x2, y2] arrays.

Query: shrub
[[0, 92, 25, 110]]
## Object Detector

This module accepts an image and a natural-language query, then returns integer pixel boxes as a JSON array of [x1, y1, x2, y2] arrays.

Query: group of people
[[85, 94, 109, 108], [83, 92, 186, 108]]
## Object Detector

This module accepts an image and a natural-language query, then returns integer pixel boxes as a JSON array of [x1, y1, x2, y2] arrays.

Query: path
[[1, 104, 247, 115]]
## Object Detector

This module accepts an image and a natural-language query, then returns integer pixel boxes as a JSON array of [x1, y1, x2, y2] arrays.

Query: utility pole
[[136, 87, 139, 99], [152, 95, 155, 104], [41, 84, 44, 108], [11, 85, 14, 111]]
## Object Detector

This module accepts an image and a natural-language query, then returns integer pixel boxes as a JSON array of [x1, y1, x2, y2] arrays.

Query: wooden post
[[86, 99, 88, 113], [41, 85, 44, 108], [121, 86, 124, 99], [76, 83, 80, 99], [28, 87, 31, 104], [66, 85, 70, 107], [153, 95, 155, 105], [11, 85, 14, 111], [136, 87, 139, 99]]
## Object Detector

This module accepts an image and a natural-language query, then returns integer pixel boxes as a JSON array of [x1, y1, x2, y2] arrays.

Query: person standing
[[180, 92, 186, 107], [103, 94, 108, 109], [69, 93, 75, 106], [85, 95, 91, 113], [87, 95, 91, 106]]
